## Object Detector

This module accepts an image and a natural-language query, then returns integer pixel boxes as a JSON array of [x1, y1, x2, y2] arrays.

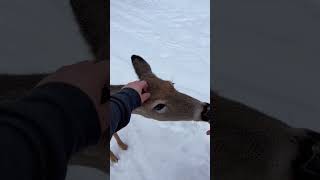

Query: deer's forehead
[[146, 78, 175, 95]]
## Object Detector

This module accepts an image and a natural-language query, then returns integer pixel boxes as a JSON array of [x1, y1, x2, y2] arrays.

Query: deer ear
[[131, 55, 153, 79]]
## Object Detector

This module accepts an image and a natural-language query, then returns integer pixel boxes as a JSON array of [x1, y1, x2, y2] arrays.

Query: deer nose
[[201, 103, 212, 122]]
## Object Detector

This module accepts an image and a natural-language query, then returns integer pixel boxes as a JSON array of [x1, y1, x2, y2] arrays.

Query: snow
[[110, 0, 210, 180]]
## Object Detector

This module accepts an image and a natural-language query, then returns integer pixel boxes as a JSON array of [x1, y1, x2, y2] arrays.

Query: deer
[[110, 54, 210, 162]]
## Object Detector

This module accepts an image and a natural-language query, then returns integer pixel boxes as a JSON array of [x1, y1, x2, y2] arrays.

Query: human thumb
[[141, 92, 151, 103]]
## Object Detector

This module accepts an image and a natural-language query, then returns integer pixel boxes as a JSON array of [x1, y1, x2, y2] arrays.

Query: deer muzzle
[[201, 103, 212, 122]]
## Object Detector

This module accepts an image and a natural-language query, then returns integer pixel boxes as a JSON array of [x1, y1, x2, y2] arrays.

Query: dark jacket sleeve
[[109, 88, 141, 140], [0, 82, 101, 180]]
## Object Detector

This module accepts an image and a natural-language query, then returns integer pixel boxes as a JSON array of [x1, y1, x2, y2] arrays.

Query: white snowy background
[[110, 0, 210, 180]]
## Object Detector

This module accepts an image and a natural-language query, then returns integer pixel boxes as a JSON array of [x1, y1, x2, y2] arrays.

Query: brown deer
[[109, 55, 210, 162]]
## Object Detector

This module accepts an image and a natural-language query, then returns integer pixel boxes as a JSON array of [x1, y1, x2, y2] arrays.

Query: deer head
[[113, 55, 210, 122]]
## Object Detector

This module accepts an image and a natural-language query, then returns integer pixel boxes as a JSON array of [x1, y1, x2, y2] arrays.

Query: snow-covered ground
[[110, 0, 210, 180]]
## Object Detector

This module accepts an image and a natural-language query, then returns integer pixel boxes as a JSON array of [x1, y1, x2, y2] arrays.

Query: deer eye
[[153, 103, 167, 113]]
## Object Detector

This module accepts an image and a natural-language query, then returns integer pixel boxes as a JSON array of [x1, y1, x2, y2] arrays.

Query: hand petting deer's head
[[130, 55, 210, 122]]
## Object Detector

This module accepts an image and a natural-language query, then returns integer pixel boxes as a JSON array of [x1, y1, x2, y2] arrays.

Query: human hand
[[123, 80, 151, 103], [37, 60, 108, 133]]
